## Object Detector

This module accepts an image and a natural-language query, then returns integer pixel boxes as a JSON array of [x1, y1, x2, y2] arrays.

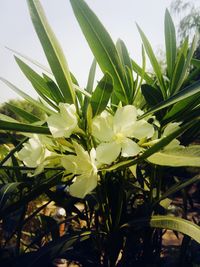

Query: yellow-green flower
[[92, 105, 154, 164], [61, 142, 99, 198], [47, 103, 78, 138], [18, 134, 52, 168]]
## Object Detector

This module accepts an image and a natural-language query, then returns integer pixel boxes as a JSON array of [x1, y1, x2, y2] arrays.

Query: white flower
[[47, 103, 78, 138], [92, 105, 154, 164], [61, 142, 99, 198], [18, 134, 52, 168]]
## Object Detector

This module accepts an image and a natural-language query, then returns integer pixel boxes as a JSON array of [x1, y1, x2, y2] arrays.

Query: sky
[[0, 0, 173, 104]]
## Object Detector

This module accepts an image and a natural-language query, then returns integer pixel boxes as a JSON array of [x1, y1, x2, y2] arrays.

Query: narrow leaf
[[139, 80, 200, 119], [171, 36, 197, 94], [148, 145, 200, 167], [15, 57, 59, 110], [122, 216, 200, 244], [165, 9, 177, 78], [0, 78, 54, 115], [163, 92, 200, 122], [0, 183, 21, 209], [6, 46, 52, 74], [0, 120, 50, 134], [141, 84, 163, 107], [43, 73, 65, 103], [131, 59, 155, 85], [70, 0, 128, 103], [150, 216, 200, 243], [27, 0, 75, 104], [90, 73, 113, 116], [116, 39, 134, 98], [137, 24, 166, 98], [157, 175, 200, 204], [83, 59, 97, 115], [6, 103, 40, 123]]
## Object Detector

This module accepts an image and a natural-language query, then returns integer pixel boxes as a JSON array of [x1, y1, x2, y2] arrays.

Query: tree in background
[[170, 0, 200, 58]]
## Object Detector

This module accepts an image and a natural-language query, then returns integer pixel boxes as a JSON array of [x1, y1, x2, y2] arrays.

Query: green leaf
[[27, 0, 75, 104], [40, 215, 60, 241], [0, 183, 21, 209], [165, 9, 177, 79], [15, 57, 59, 110], [139, 80, 200, 119], [0, 138, 29, 167], [0, 77, 54, 115], [121, 216, 200, 244], [163, 91, 200, 122], [43, 73, 65, 104], [148, 145, 200, 167], [191, 58, 200, 68], [27, 231, 91, 266], [131, 59, 155, 85], [137, 24, 166, 98], [157, 174, 200, 204], [171, 36, 197, 94], [150, 216, 200, 243], [11, 154, 23, 182], [83, 59, 97, 115], [170, 53, 186, 94], [181, 113, 200, 143], [6, 103, 40, 123], [0, 120, 50, 134], [70, 0, 129, 103], [0, 114, 19, 123], [116, 39, 134, 98], [6, 46, 52, 74], [90, 73, 113, 116], [141, 84, 163, 107], [116, 39, 132, 71]]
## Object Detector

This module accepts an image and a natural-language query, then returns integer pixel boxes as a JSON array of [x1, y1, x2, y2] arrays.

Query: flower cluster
[[17, 103, 177, 198]]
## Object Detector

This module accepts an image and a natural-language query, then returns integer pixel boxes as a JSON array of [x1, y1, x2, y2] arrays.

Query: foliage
[[170, 0, 200, 59], [0, 1, 200, 266], [0, 99, 46, 123]]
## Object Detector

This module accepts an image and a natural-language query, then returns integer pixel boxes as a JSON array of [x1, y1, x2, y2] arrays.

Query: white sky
[[0, 0, 173, 104]]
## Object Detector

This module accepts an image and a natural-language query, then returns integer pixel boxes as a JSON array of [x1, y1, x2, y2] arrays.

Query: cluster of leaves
[[0, 0, 200, 266], [0, 99, 46, 123]]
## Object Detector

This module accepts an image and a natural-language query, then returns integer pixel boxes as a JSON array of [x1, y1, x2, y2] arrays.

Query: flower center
[[113, 132, 125, 144]]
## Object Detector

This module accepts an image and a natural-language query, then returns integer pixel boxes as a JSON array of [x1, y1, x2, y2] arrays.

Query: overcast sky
[[0, 0, 173, 104]]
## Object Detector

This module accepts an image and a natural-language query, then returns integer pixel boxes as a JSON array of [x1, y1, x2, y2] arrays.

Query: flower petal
[[47, 103, 77, 138], [96, 142, 121, 164], [165, 139, 181, 149], [163, 122, 180, 136], [18, 136, 45, 168], [132, 120, 155, 139], [59, 103, 76, 120], [69, 172, 98, 198], [92, 111, 114, 142], [121, 138, 140, 157], [73, 142, 95, 173], [113, 105, 137, 136], [61, 155, 78, 174]]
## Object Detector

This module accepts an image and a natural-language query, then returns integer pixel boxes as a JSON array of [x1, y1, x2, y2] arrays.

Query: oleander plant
[[0, 0, 200, 266]]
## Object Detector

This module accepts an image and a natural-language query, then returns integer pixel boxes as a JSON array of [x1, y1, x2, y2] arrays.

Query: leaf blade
[[0, 120, 50, 134], [27, 0, 75, 104], [165, 9, 177, 79], [148, 145, 200, 167], [70, 0, 128, 103], [90, 73, 113, 116]]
